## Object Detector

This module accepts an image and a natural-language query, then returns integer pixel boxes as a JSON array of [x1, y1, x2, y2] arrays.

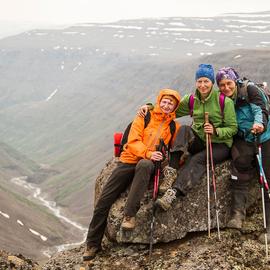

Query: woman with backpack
[[83, 89, 180, 261], [139, 64, 238, 211], [215, 67, 270, 243]]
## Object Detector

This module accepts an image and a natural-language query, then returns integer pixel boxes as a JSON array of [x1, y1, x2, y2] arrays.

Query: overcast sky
[[1, 0, 270, 25]]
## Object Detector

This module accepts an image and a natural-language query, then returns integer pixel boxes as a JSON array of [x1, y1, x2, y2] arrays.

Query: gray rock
[[94, 158, 259, 244]]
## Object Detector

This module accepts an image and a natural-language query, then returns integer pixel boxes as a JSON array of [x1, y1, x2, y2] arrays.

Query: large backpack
[[114, 111, 176, 157], [236, 78, 270, 113], [188, 92, 226, 120]]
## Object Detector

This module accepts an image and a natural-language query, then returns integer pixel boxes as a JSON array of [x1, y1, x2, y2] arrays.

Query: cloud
[[1, 0, 270, 24]]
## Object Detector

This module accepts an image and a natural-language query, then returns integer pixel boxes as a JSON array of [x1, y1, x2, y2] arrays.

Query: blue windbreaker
[[235, 81, 270, 143]]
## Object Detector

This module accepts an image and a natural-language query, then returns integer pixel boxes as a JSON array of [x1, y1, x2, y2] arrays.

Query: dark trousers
[[230, 137, 270, 223], [231, 137, 270, 181], [170, 126, 230, 195], [86, 159, 154, 248]]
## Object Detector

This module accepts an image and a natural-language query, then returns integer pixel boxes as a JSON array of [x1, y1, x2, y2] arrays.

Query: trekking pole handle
[[205, 112, 209, 124]]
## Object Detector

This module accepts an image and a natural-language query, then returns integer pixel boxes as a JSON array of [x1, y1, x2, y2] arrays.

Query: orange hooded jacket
[[120, 89, 181, 164]]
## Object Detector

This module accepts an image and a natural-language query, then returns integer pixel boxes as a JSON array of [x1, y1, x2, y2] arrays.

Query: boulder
[[94, 158, 259, 244]]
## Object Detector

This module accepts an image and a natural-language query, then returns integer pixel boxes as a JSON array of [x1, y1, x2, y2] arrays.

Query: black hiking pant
[[169, 126, 230, 195], [85, 159, 154, 248], [230, 136, 270, 224]]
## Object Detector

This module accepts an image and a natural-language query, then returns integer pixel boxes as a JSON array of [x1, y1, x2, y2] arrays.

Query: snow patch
[[0, 211, 9, 219], [17, 220, 24, 226], [192, 18, 214, 21], [62, 31, 78, 35], [230, 19, 270, 24], [234, 55, 242, 59], [177, 38, 189, 42], [243, 29, 270, 33], [215, 29, 230, 33], [222, 13, 270, 18], [164, 28, 212, 32], [156, 22, 165, 26], [204, 42, 215, 47], [147, 27, 159, 30], [113, 34, 124, 38], [29, 228, 48, 241], [73, 62, 82, 71], [169, 22, 185, 27], [100, 24, 142, 30], [46, 89, 58, 101], [35, 32, 48, 36]]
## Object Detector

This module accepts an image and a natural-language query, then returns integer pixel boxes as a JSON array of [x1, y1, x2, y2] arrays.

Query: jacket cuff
[[215, 127, 220, 137], [146, 151, 153, 160]]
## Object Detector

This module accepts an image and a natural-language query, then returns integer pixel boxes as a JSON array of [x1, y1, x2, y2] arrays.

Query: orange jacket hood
[[153, 89, 181, 118]]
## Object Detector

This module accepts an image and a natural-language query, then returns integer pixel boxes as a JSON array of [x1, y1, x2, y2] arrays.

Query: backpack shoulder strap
[[169, 120, 176, 137], [188, 94, 195, 117], [168, 120, 176, 149], [189, 92, 225, 120], [219, 92, 226, 120], [144, 110, 151, 128], [237, 79, 249, 102]]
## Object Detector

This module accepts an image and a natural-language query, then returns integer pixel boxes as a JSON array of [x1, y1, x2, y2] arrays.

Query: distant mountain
[[0, 11, 270, 232]]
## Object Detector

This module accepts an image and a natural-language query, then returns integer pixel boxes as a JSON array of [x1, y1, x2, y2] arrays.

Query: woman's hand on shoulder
[[137, 105, 149, 117]]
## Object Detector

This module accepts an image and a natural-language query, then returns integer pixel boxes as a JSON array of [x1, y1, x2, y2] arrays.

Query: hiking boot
[[258, 232, 270, 244], [83, 245, 100, 261], [159, 166, 177, 194], [258, 196, 270, 244], [121, 216, 136, 230], [227, 211, 245, 229], [156, 188, 177, 211], [227, 178, 249, 229]]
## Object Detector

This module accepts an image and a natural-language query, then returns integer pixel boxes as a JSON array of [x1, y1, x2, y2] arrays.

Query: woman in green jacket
[[154, 64, 238, 210]]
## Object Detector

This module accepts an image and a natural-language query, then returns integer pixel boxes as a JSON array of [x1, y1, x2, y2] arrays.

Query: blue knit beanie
[[195, 64, 215, 84]]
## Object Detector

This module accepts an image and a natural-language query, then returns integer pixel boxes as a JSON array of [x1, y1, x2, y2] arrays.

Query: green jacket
[[176, 88, 238, 147]]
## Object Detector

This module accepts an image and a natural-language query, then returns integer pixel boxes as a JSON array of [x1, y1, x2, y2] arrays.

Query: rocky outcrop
[[0, 250, 40, 270], [95, 158, 259, 244], [41, 159, 265, 270]]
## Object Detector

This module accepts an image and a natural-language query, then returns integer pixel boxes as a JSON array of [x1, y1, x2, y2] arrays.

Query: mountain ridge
[[0, 11, 270, 260]]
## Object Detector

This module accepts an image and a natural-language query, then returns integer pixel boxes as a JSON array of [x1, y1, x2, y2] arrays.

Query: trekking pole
[[255, 134, 269, 259], [205, 112, 211, 238], [149, 139, 164, 259], [208, 135, 221, 240]]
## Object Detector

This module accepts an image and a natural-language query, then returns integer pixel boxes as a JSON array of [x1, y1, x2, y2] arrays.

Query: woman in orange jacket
[[83, 89, 180, 261]]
